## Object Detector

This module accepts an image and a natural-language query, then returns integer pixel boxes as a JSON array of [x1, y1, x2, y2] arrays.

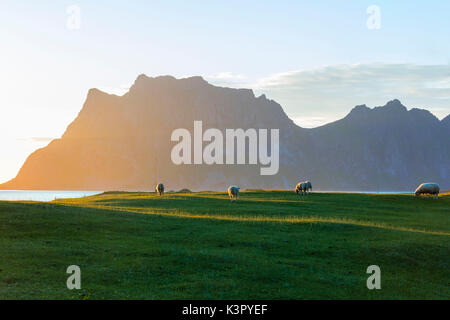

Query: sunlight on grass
[[53, 191, 450, 236]]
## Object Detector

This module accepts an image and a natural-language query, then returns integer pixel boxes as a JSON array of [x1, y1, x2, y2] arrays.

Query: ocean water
[[0, 190, 103, 202]]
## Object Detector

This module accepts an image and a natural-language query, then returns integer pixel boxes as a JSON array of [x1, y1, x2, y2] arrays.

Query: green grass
[[0, 190, 449, 299]]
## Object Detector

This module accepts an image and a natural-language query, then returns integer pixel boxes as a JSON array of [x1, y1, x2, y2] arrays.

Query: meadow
[[0, 190, 449, 299]]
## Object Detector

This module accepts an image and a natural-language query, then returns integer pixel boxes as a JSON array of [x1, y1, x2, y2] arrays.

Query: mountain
[[1, 75, 449, 191], [307, 100, 449, 190]]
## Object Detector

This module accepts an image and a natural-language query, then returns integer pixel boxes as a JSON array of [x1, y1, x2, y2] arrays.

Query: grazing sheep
[[305, 181, 312, 192], [296, 181, 312, 195], [228, 186, 240, 202], [295, 181, 305, 195], [295, 182, 302, 195], [414, 183, 440, 199], [156, 183, 165, 196]]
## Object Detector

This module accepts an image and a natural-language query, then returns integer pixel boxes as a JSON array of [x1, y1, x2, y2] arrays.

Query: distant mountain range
[[1, 75, 448, 191]]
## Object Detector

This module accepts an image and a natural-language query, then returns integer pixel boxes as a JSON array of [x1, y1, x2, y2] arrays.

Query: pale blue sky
[[0, 1, 449, 183]]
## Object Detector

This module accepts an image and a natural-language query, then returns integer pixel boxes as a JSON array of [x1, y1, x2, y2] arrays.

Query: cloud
[[205, 72, 248, 87], [249, 63, 450, 127], [98, 65, 450, 128]]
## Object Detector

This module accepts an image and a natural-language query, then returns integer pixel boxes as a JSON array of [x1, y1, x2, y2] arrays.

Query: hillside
[[0, 75, 448, 191], [1, 191, 449, 299]]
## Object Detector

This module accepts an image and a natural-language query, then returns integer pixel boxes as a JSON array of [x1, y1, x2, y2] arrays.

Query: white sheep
[[414, 183, 440, 199]]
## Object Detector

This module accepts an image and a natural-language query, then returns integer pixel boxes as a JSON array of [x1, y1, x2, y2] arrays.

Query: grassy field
[[0, 190, 449, 299]]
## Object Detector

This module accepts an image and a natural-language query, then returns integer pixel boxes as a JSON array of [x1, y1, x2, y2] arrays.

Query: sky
[[0, 0, 449, 183]]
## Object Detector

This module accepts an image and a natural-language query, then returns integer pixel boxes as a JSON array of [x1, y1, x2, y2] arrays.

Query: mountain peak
[[135, 73, 149, 82], [383, 99, 407, 111], [87, 87, 107, 96], [185, 75, 207, 83], [129, 74, 210, 94], [409, 107, 440, 122], [345, 100, 412, 121], [350, 104, 369, 112], [133, 73, 176, 85], [346, 104, 370, 119], [84, 87, 113, 103], [386, 98, 402, 105], [133, 74, 208, 84]]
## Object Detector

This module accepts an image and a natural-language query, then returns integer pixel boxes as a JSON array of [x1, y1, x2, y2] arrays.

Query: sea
[[0, 190, 103, 202]]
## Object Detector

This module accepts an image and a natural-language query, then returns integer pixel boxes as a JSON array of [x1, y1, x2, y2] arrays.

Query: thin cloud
[[205, 72, 249, 87], [97, 65, 450, 128]]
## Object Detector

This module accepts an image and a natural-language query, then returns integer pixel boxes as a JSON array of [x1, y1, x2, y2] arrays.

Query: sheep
[[228, 186, 240, 202], [295, 181, 312, 195], [305, 181, 312, 192], [156, 183, 165, 196], [295, 182, 302, 195], [414, 183, 440, 199]]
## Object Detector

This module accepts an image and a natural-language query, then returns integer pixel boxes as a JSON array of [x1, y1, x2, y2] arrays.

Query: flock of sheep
[[154, 181, 440, 201]]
